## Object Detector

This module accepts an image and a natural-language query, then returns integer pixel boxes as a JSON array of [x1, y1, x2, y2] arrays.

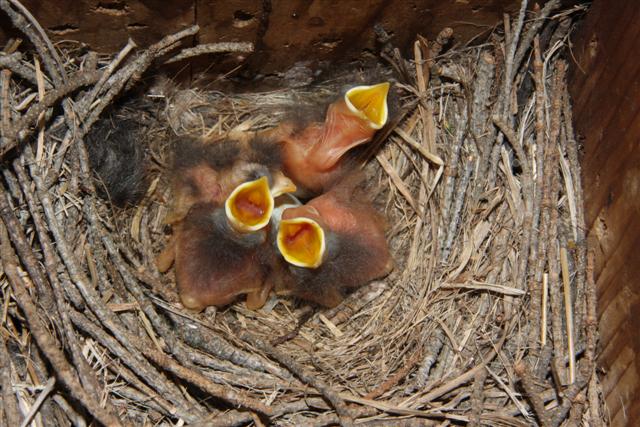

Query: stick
[[541, 273, 548, 347], [165, 41, 254, 63], [19, 376, 55, 427], [441, 156, 474, 262], [513, 0, 562, 74], [239, 331, 355, 426], [12, 161, 105, 401], [0, 0, 64, 84], [0, 336, 21, 426], [0, 219, 121, 427], [0, 70, 100, 157], [526, 36, 546, 359], [364, 348, 422, 400], [546, 62, 566, 385], [0, 52, 48, 87], [469, 367, 488, 427], [514, 362, 551, 426], [560, 247, 575, 384]]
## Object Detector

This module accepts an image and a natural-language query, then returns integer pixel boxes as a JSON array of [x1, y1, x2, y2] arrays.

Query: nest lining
[[0, 1, 605, 426]]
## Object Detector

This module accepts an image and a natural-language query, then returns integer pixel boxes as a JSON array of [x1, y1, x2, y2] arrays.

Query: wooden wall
[[570, 0, 640, 425], [2, 0, 633, 423], [0, 0, 520, 76]]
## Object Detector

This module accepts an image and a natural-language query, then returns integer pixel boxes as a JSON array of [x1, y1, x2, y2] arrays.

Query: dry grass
[[0, 0, 606, 426]]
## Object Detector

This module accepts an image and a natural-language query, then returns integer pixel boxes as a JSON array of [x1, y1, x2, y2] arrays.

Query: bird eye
[[245, 165, 269, 182]]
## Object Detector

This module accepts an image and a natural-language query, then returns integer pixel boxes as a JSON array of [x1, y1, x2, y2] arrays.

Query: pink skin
[[277, 99, 377, 196]]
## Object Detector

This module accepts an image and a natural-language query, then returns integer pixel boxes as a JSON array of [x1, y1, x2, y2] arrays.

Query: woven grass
[[0, 1, 605, 426]]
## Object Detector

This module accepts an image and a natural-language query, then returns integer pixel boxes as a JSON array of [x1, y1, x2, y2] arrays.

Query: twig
[[441, 155, 474, 262], [414, 327, 445, 388], [166, 310, 294, 381], [81, 25, 199, 135], [587, 370, 602, 427], [526, 36, 546, 359], [0, 169, 58, 314], [492, 116, 530, 183], [68, 309, 200, 422], [560, 246, 575, 384], [469, 367, 488, 427], [0, 52, 48, 87], [439, 110, 466, 241], [239, 330, 355, 426], [541, 273, 548, 347], [19, 376, 55, 427], [0, 0, 65, 84], [0, 217, 122, 427], [414, 324, 510, 405], [77, 38, 137, 114], [514, 362, 551, 426], [562, 84, 587, 344], [165, 42, 254, 64], [21, 145, 199, 416], [12, 160, 104, 400], [502, 0, 528, 112], [364, 347, 422, 399], [52, 395, 86, 427], [0, 336, 21, 426], [0, 70, 100, 157], [471, 51, 496, 160], [546, 61, 566, 385], [513, 0, 562, 74]]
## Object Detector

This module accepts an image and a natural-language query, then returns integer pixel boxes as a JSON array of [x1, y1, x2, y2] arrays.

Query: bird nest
[[0, 1, 606, 426]]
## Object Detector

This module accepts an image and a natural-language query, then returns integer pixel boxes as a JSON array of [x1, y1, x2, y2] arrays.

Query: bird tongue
[[234, 197, 265, 219], [225, 176, 273, 232], [277, 215, 326, 268]]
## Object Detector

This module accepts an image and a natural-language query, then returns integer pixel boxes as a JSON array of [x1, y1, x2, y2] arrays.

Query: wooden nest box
[[0, 0, 637, 425]]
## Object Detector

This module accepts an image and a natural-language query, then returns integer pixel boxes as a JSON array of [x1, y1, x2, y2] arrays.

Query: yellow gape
[[225, 176, 273, 233], [345, 82, 390, 130], [277, 217, 326, 268]]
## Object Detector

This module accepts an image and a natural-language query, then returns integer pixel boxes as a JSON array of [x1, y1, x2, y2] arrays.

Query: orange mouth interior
[[277, 218, 325, 268], [345, 82, 390, 128], [226, 176, 273, 231]]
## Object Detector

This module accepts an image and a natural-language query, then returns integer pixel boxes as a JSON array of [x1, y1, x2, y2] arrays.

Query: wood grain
[[570, 1, 640, 425], [0, 0, 520, 76]]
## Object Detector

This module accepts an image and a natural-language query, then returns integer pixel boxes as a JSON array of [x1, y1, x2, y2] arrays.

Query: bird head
[[225, 172, 296, 233], [344, 82, 390, 130]]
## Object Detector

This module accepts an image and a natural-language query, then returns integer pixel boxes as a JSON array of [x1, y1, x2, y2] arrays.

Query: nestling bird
[[270, 173, 393, 307], [270, 82, 391, 196], [156, 133, 295, 310], [156, 82, 394, 310], [157, 174, 296, 310], [84, 97, 159, 207], [163, 135, 286, 225]]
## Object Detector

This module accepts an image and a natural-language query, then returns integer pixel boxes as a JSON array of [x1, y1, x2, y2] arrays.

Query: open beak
[[225, 176, 274, 233], [277, 217, 326, 268], [344, 82, 390, 130]]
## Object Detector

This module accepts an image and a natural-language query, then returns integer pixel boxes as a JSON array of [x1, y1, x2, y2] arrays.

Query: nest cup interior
[[0, 1, 604, 425]]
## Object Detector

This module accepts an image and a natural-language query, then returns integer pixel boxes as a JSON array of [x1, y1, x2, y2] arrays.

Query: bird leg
[[155, 234, 176, 273]]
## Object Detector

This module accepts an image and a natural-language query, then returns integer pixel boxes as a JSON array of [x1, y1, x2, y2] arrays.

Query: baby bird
[[158, 175, 295, 310], [163, 135, 286, 225], [270, 174, 393, 307], [271, 82, 391, 196]]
